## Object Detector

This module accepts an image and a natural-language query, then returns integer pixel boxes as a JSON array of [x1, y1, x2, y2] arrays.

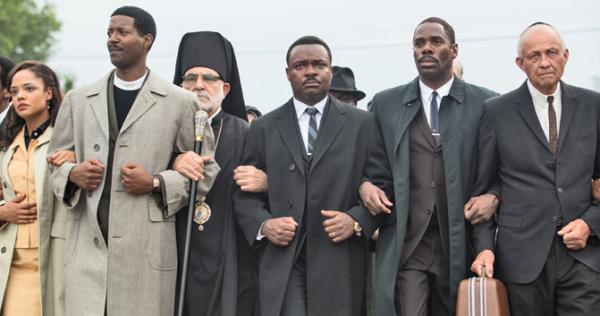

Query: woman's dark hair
[[0, 61, 62, 150]]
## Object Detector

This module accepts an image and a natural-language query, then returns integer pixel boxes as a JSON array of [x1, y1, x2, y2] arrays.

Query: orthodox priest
[[172, 31, 257, 316]]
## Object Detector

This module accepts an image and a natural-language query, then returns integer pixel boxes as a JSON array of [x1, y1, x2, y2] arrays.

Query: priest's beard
[[195, 86, 226, 116]]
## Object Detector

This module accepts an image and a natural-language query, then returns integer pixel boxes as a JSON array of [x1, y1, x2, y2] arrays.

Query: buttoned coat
[[472, 81, 600, 284], [48, 70, 218, 316], [234, 97, 391, 316], [0, 127, 66, 316], [372, 78, 497, 315]]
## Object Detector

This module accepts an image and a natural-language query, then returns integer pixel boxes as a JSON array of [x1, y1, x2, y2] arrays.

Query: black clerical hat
[[174, 31, 247, 120], [329, 66, 366, 101]]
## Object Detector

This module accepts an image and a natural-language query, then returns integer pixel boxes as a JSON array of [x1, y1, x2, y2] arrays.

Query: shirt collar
[[23, 119, 51, 149], [208, 108, 222, 125], [419, 76, 454, 102], [293, 96, 328, 120], [527, 80, 561, 108], [114, 70, 148, 91]]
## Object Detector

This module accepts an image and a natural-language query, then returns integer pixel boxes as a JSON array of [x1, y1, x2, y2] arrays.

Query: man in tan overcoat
[[48, 6, 218, 315]]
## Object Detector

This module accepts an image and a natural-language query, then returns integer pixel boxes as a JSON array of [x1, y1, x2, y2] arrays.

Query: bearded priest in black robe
[[173, 31, 259, 316]]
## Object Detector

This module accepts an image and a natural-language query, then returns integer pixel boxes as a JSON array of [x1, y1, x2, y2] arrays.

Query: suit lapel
[[515, 82, 553, 155], [276, 100, 306, 176], [119, 71, 162, 134], [310, 99, 348, 170], [393, 79, 421, 155], [86, 73, 112, 141], [557, 82, 577, 155]]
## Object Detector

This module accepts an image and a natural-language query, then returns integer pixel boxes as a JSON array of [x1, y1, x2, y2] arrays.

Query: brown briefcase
[[456, 269, 511, 316]]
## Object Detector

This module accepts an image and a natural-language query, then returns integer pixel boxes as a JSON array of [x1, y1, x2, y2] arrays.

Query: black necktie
[[305, 107, 319, 155], [430, 91, 440, 144], [548, 95, 558, 159]]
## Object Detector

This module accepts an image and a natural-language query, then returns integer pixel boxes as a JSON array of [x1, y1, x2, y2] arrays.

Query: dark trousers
[[505, 236, 600, 316], [280, 246, 307, 316], [395, 217, 449, 316]]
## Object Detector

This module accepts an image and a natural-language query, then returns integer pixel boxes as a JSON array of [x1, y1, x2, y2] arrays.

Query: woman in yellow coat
[[0, 61, 73, 316]]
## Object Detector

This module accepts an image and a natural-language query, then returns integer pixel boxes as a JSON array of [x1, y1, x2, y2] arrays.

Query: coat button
[[2, 183, 6, 189], [430, 181, 436, 188], [557, 188, 564, 194], [289, 164, 296, 172], [93, 144, 100, 152], [286, 201, 293, 208], [0, 247, 6, 253], [93, 237, 100, 247]]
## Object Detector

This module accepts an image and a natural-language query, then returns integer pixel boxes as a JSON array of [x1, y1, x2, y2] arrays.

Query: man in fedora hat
[[329, 66, 366, 107]]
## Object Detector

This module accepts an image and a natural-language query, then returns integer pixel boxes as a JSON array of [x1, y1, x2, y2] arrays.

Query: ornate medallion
[[193, 201, 211, 231]]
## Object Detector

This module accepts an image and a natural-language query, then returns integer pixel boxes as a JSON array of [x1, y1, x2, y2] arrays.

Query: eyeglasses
[[182, 73, 223, 84]]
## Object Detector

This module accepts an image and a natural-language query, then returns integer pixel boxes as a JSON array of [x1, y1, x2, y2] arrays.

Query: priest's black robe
[[176, 111, 257, 316]]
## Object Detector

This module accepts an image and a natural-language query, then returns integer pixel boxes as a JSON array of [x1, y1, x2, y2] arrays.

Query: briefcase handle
[[480, 265, 488, 279]]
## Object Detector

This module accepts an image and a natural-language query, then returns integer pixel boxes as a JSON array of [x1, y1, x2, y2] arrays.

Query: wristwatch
[[353, 221, 363, 237], [152, 177, 160, 193]]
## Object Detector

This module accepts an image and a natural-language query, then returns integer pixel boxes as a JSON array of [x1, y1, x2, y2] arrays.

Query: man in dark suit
[[471, 22, 600, 315], [363, 17, 498, 316], [233, 35, 390, 316]]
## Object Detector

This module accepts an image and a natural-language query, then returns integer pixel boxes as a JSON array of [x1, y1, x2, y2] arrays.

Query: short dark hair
[[1, 61, 62, 150], [0, 56, 15, 90], [286, 35, 332, 65], [111, 6, 157, 49], [416, 17, 456, 44]]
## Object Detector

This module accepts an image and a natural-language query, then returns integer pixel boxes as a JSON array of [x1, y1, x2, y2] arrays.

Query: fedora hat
[[329, 66, 366, 101]]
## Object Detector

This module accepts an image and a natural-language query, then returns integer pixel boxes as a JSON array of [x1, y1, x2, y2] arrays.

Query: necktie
[[548, 95, 558, 159], [305, 107, 319, 155], [430, 91, 440, 144]]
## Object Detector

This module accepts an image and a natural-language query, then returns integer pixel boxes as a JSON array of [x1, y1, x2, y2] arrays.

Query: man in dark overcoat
[[234, 35, 391, 316], [364, 17, 498, 315]]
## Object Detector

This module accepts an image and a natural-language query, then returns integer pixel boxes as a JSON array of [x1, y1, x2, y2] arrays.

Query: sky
[[45, 0, 600, 112]]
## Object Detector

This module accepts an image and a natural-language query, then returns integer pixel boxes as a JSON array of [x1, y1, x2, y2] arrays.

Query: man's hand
[[68, 160, 105, 190], [471, 250, 495, 278], [322, 210, 355, 243], [464, 194, 499, 225], [234, 165, 268, 192], [558, 219, 591, 250], [173, 151, 210, 181], [592, 179, 600, 201], [261, 217, 297, 246], [121, 163, 153, 195], [0, 194, 37, 224], [48, 150, 76, 167], [359, 181, 392, 215]]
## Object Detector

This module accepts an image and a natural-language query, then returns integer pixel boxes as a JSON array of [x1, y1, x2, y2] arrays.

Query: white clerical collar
[[419, 76, 454, 101], [293, 96, 328, 120], [527, 80, 561, 108], [207, 108, 222, 125], [114, 70, 148, 91]]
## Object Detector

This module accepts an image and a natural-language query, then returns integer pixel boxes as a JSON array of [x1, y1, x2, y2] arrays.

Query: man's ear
[[222, 82, 231, 97], [515, 57, 525, 72], [143, 34, 154, 51]]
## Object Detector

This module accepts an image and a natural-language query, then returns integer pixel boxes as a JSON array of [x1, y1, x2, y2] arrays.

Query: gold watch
[[353, 221, 363, 237]]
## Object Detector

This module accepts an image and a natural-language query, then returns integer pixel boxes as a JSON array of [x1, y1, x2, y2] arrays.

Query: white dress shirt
[[419, 76, 454, 129], [293, 96, 328, 154], [527, 80, 562, 141]]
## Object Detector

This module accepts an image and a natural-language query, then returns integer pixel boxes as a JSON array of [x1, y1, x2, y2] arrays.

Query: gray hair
[[517, 22, 566, 58]]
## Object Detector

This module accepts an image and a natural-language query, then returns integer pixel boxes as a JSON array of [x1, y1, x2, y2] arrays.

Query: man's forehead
[[289, 44, 328, 60], [109, 15, 135, 27], [414, 22, 448, 39], [184, 66, 219, 75], [521, 26, 561, 47]]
